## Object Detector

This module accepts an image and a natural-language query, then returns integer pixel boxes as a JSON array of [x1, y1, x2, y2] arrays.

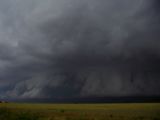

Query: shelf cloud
[[0, 0, 160, 100]]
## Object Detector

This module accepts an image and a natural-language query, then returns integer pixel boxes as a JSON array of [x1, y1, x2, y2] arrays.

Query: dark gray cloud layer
[[0, 0, 160, 100]]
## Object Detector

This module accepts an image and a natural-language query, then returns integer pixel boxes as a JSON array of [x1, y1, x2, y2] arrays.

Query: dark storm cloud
[[0, 0, 160, 100]]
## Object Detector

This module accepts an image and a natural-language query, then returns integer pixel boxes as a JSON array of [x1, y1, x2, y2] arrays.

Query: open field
[[0, 103, 160, 120]]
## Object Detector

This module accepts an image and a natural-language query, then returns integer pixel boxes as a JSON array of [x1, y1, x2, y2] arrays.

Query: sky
[[0, 0, 160, 101]]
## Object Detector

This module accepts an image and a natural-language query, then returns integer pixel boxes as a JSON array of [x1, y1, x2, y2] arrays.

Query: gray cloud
[[0, 0, 160, 100]]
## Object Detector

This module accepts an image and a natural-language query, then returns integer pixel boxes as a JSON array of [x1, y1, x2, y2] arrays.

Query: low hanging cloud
[[0, 0, 160, 100]]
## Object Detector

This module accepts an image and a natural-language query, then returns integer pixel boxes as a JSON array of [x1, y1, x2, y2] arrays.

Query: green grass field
[[0, 103, 160, 120]]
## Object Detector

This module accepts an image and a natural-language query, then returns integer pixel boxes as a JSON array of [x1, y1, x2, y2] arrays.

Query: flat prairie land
[[0, 103, 160, 120]]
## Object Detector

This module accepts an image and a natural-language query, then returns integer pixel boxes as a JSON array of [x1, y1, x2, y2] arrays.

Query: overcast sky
[[0, 0, 160, 100]]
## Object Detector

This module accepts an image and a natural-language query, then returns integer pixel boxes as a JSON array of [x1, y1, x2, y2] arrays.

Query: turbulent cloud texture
[[0, 0, 160, 100]]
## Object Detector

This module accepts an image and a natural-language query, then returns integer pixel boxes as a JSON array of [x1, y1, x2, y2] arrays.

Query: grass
[[0, 103, 160, 120]]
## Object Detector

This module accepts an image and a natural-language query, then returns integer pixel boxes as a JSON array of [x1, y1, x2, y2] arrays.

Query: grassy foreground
[[0, 103, 160, 120]]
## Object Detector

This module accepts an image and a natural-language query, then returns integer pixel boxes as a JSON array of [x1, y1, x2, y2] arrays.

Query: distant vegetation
[[0, 103, 160, 120]]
